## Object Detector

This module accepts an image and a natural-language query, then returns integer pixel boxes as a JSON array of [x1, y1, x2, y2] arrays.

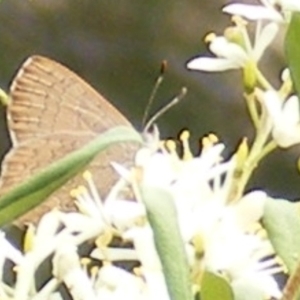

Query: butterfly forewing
[[0, 55, 139, 225]]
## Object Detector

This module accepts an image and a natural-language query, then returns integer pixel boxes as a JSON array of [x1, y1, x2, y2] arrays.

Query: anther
[[165, 139, 178, 157], [204, 32, 216, 43]]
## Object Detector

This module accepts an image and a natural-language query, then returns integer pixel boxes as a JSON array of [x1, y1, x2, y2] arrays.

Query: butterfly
[[0, 55, 139, 226]]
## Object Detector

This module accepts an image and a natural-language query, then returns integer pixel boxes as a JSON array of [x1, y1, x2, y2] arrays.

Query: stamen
[[191, 234, 205, 260], [247, 222, 264, 234], [164, 139, 178, 156], [95, 230, 114, 248], [102, 261, 112, 267], [133, 166, 144, 185], [204, 32, 216, 44], [231, 15, 247, 27], [74, 186, 89, 201], [83, 171, 102, 202], [230, 14, 252, 55], [105, 177, 128, 205], [90, 266, 100, 283], [279, 69, 292, 98], [224, 26, 244, 46], [23, 223, 36, 253], [273, 256, 288, 274], [236, 137, 249, 170], [133, 267, 143, 277], [208, 133, 219, 144], [252, 243, 275, 262], [201, 136, 213, 151], [90, 266, 99, 283], [256, 257, 287, 275], [70, 188, 79, 199], [80, 257, 92, 273], [70, 187, 88, 206], [83, 171, 104, 214], [71, 186, 91, 215], [266, 264, 287, 275], [133, 215, 148, 227], [256, 229, 268, 240], [179, 130, 193, 160]]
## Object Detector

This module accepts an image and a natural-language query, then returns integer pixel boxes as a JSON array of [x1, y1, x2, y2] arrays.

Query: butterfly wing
[[0, 56, 139, 225], [8, 55, 133, 142]]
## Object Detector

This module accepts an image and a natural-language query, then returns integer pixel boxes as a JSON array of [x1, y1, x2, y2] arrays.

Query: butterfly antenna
[[143, 86, 187, 133], [142, 60, 167, 128]]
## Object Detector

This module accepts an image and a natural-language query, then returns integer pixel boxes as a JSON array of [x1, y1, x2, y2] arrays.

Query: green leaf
[[140, 185, 194, 300], [0, 126, 142, 226], [285, 12, 300, 98], [262, 197, 300, 273], [200, 271, 234, 300]]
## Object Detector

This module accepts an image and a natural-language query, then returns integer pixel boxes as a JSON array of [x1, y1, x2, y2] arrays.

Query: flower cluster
[[0, 130, 288, 300], [187, 0, 300, 148]]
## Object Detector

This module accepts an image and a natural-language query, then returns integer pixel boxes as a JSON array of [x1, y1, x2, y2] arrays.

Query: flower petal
[[105, 200, 146, 230], [273, 123, 300, 147], [263, 91, 300, 147], [209, 37, 248, 63], [282, 95, 300, 125], [253, 22, 278, 61], [233, 191, 267, 230], [278, 0, 300, 11], [262, 90, 282, 121], [187, 57, 241, 72], [53, 242, 98, 300], [223, 4, 282, 21], [123, 225, 162, 271], [96, 265, 145, 300]]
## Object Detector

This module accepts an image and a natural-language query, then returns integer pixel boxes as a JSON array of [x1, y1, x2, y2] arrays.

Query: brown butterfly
[[0, 55, 139, 226]]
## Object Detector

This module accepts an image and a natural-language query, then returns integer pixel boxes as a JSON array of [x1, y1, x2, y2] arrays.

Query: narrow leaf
[[285, 12, 300, 99], [262, 197, 300, 273], [140, 185, 193, 300]]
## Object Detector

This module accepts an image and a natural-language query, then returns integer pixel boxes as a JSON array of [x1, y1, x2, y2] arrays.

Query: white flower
[[96, 265, 146, 300], [123, 225, 170, 300], [232, 274, 282, 299], [135, 140, 228, 197], [223, 0, 300, 22], [262, 90, 300, 147], [0, 231, 23, 266], [192, 191, 266, 271], [192, 190, 283, 298], [123, 225, 162, 272], [52, 241, 98, 300], [132, 141, 283, 298], [14, 211, 68, 300], [59, 171, 146, 240], [133, 138, 237, 240], [134, 147, 177, 188], [29, 131, 282, 300], [174, 154, 236, 241], [91, 247, 138, 262], [223, 3, 283, 22], [187, 22, 278, 72]]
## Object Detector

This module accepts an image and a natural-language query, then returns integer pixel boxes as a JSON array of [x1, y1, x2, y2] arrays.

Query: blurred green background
[[0, 0, 298, 199]]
